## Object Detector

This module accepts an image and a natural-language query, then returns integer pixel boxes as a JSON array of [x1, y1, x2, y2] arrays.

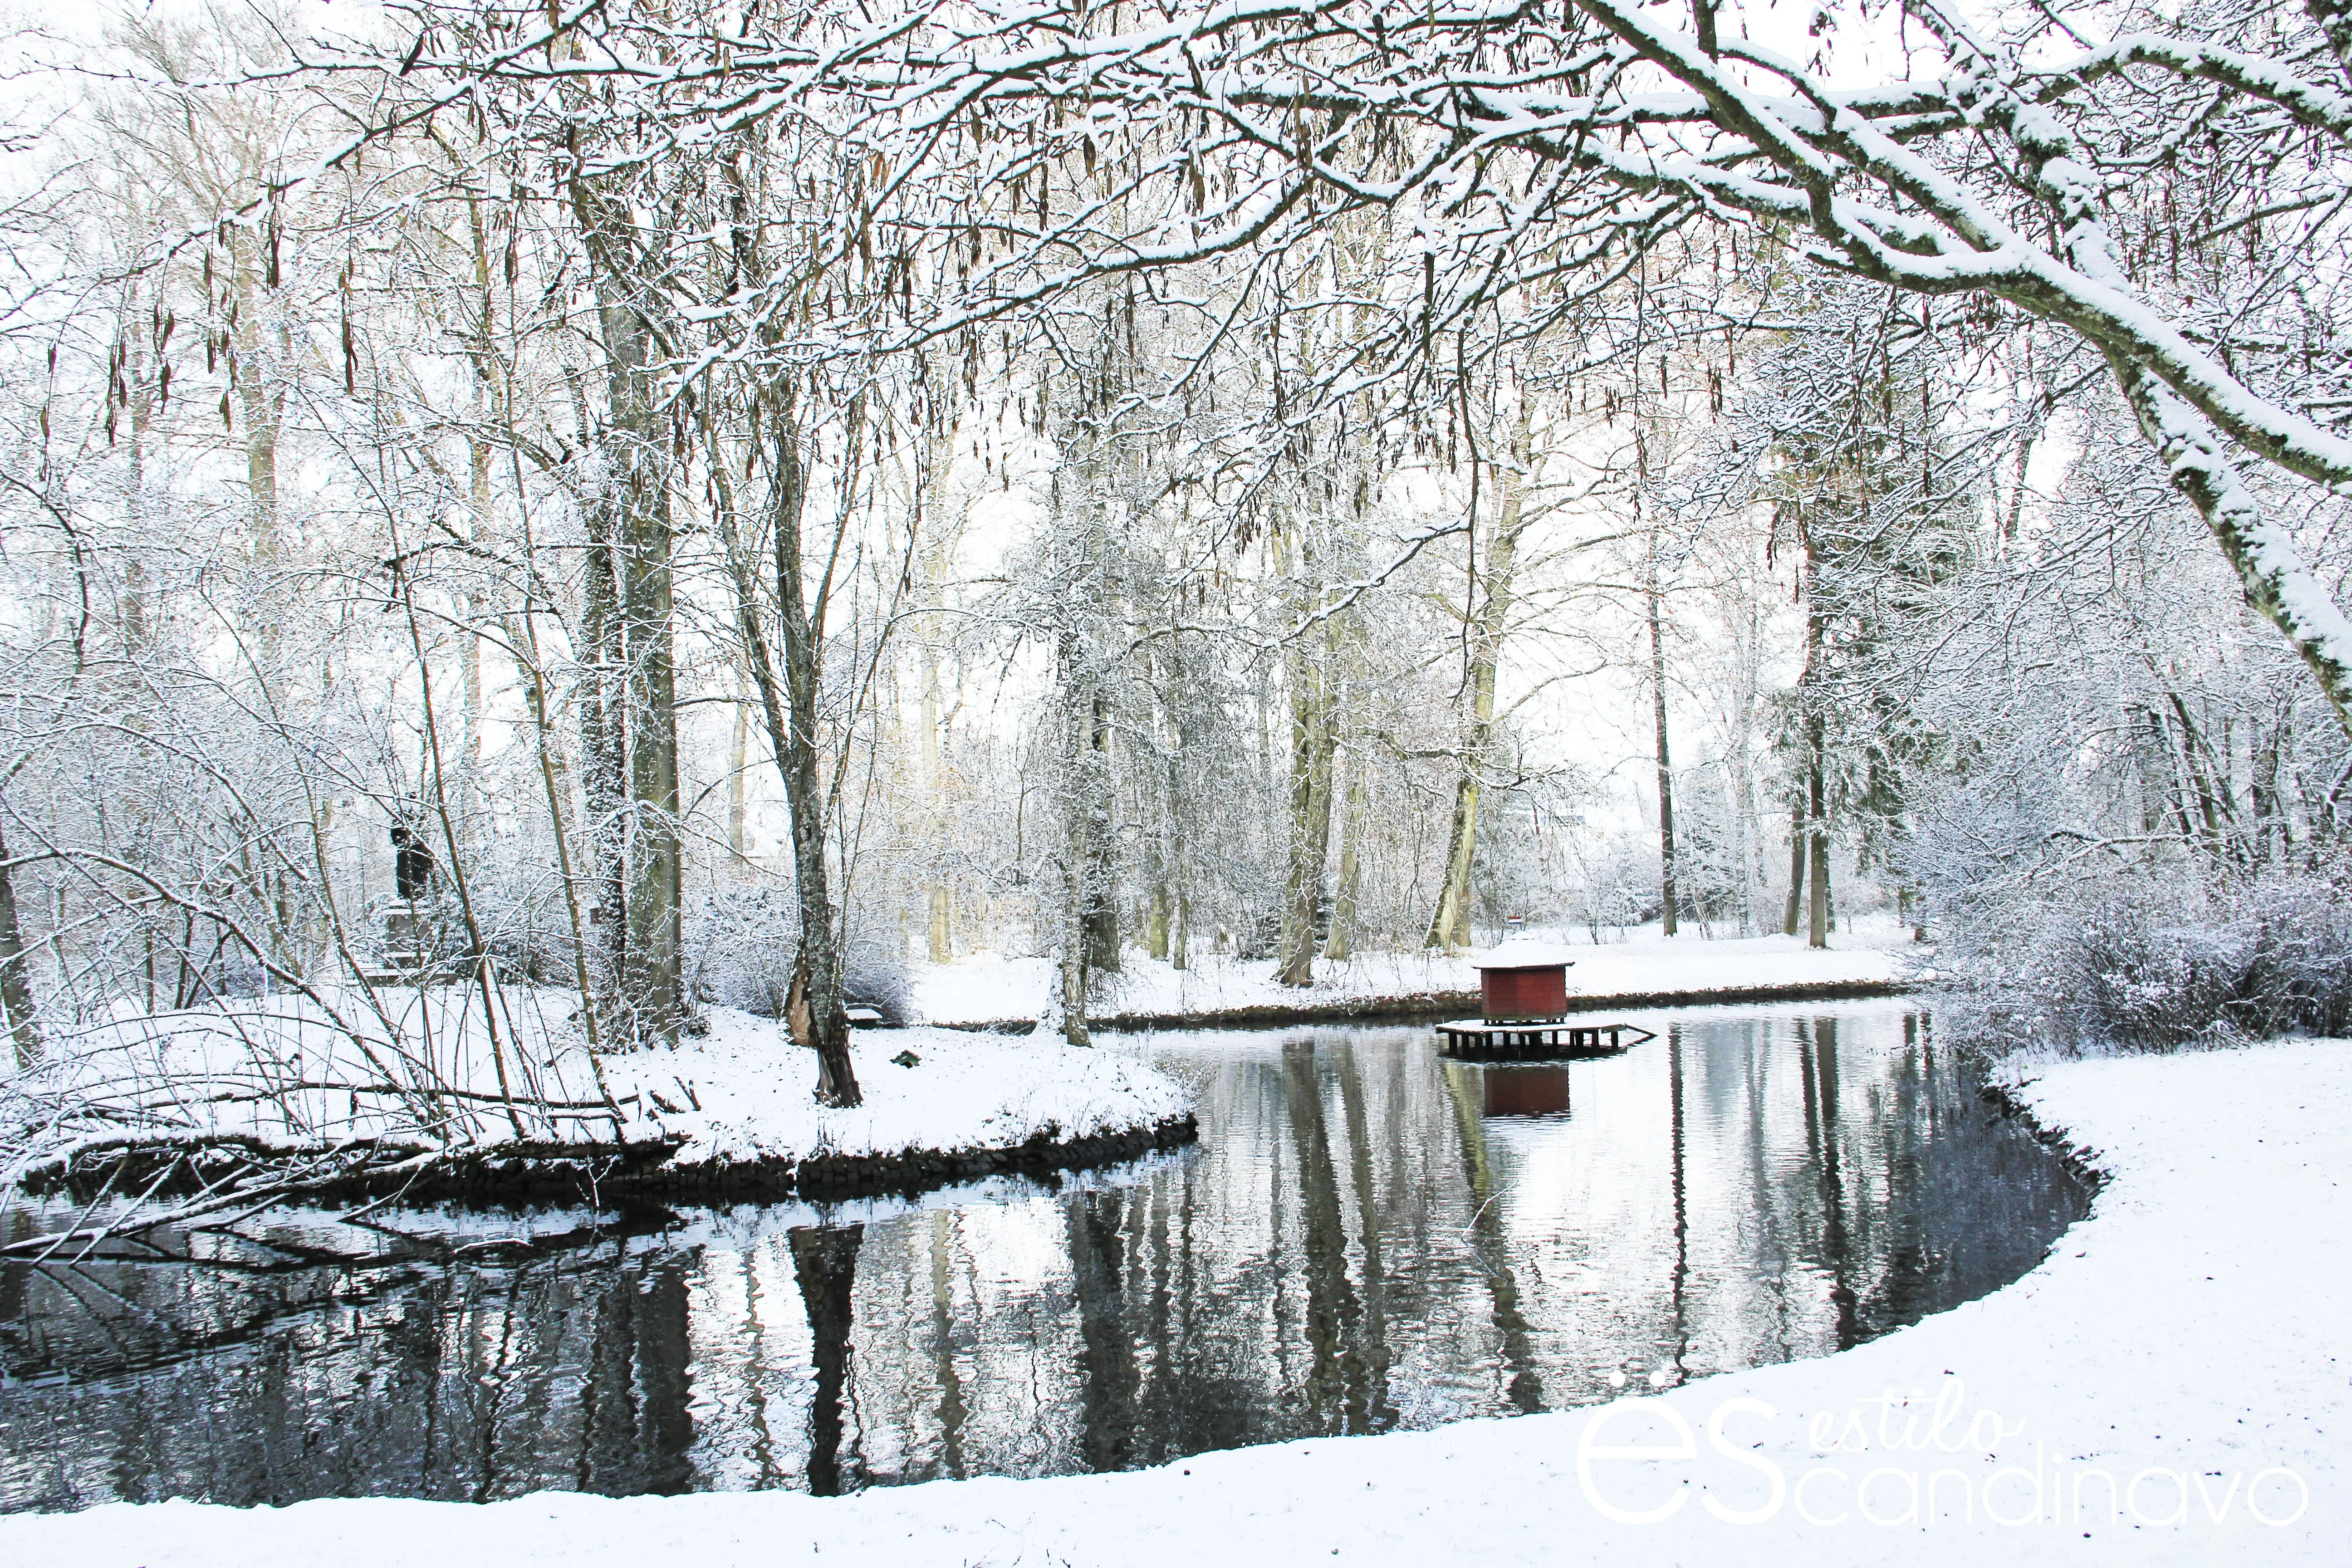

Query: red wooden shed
[[1471, 942, 1576, 1022]]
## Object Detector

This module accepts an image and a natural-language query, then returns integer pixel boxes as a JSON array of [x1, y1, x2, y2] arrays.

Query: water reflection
[[1470, 1064, 1571, 1117], [0, 1005, 2090, 1510]]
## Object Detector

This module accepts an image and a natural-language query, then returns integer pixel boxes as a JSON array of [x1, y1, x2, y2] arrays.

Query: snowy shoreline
[[2, 1003, 1197, 1205], [5, 1034, 2344, 1565], [910, 926, 1916, 1029], [941, 976, 1913, 1034]]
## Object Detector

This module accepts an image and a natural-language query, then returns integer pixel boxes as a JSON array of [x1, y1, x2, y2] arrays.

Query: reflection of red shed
[[1481, 1065, 1571, 1116], [1472, 943, 1576, 1022]]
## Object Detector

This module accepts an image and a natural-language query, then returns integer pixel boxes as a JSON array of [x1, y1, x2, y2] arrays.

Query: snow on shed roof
[[1469, 941, 1578, 970]]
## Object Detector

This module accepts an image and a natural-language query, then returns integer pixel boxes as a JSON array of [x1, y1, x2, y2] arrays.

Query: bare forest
[[5, 0, 2352, 1212]]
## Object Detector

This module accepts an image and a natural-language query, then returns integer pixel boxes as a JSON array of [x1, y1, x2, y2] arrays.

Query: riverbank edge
[[406, 1107, 1203, 1204], [15, 1110, 1202, 1209], [1974, 1075, 2113, 1197], [932, 977, 1918, 1034]]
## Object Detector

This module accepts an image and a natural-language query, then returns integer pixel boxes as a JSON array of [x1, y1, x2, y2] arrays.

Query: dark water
[[0, 1005, 2090, 1511]]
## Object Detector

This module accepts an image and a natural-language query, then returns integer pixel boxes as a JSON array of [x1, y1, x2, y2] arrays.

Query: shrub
[[684, 885, 912, 1025], [1934, 872, 2352, 1054]]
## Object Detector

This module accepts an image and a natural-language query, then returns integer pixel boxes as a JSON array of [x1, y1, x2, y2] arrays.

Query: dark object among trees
[[391, 821, 434, 902]]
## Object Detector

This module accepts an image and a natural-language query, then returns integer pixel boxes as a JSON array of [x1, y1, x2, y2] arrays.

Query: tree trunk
[[507, 615, 612, 1079], [618, 443, 682, 1044], [573, 178, 682, 1048], [579, 505, 629, 1004], [1161, 638, 1194, 974], [728, 673, 751, 862], [1279, 608, 1336, 987], [1052, 621, 1107, 1045], [1793, 539, 1829, 949], [1783, 802, 1807, 938], [1426, 410, 1533, 951], [1649, 570, 1679, 938], [1081, 690, 1120, 976], [1057, 940, 1093, 1047], [767, 421, 860, 1105], [1324, 750, 1367, 962], [0, 820, 39, 1067], [459, 439, 492, 841], [230, 229, 284, 575], [921, 642, 952, 963], [1428, 767, 1482, 951], [1145, 858, 1170, 962], [1806, 727, 1831, 949]]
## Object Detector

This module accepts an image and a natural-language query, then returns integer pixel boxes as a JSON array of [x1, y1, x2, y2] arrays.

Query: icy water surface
[[0, 1004, 2090, 1509]]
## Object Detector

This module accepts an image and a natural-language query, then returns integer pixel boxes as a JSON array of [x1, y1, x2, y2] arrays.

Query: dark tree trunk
[[619, 465, 682, 1043], [1784, 802, 1807, 938], [1792, 545, 1829, 949], [1081, 690, 1121, 976], [0, 820, 38, 1066], [699, 155, 858, 1102], [712, 415, 862, 1101], [1324, 750, 1367, 963], [762, 421, 860, 1106], [572, 176, 682, 1047], [1279, 620, 1335, 987], [1807, 727, 1831, 949], [1648, 576, 1679, 937], [579, 516, 628, 991]]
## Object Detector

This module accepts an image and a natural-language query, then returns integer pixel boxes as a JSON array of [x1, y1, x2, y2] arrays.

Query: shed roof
[[1469, 941, 1579, 970]]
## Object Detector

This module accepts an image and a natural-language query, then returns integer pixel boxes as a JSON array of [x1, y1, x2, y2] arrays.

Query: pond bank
[[911, 927, 1919, 1030], [936, 977, 1916, 1034], [7, 1034, 2340, 1565], [5, 1011, 1196, 1209], [328, 1104, 1203, 1205]]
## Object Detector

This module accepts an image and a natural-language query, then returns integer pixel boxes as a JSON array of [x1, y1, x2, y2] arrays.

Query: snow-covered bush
[[684, 886, 912, 1024], [1566, 832, 1660, 942], [1933, 872, 2352, 1054], [686, 885, 802, 1018], [840, 927, 915, 1025]]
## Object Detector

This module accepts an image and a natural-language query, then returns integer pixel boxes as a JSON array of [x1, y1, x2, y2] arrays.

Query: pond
[[0, 1003, 2091, 1510]]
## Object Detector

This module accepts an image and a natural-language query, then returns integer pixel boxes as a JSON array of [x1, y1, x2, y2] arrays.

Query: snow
[[593, 1020, 1192, 1169], [912, 923, 1913, 1024], [0, 992, 1192, 1181], [1469, 939, 1583, 969], [8, 1031, 2342, 1564]]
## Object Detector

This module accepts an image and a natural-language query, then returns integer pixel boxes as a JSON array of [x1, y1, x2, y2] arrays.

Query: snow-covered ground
[[587, 1019, 1191, 1167], [7, 1034, 2342, 1565], [913, 920, 1916, 1023], [0, 990, 1191, 1180]]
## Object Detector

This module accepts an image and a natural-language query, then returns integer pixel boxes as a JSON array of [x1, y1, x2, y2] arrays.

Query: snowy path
[[913, 923, 1915, 1024], [6, 1036, 2344, 1564]]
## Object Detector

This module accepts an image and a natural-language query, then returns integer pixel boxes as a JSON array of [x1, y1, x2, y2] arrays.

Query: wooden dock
[[1435, 1018, 1658, 1059]]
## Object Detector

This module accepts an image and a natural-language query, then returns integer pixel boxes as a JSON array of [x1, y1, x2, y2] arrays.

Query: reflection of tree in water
[[1799, 1016, 1863, 1349], [1280, 1039, 1371, 1431], [1065, 1189, 1141, 1470], [0, 1239, 701, 1508], [1331, 1041, 1399, 1433], [926, 1210, 970, 1480], [578, 1253, 696, 1495], [0, 1010, 2089, 1509], [1436, 1059, 1546, 1413], [789, 1223, 863, 1496]]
